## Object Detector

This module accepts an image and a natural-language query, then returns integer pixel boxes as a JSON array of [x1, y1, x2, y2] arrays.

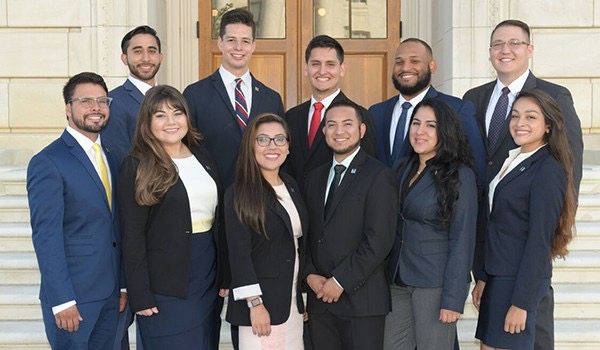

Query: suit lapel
[[494, 146, 549, 195], [324, 150, 365, 224], [123, 79, 144, 105], [285, 176, 308, 237], [210, 70, 237, 119], [380, 96, 398, 164], [62, 131, 111, 210]]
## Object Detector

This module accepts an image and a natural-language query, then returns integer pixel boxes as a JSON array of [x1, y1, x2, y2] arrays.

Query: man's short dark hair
[[121, 25, 161, 54], [63, 72, 108, 104], [400, 38, 434, 57], [325, 100, 364, 124], [305, 35, 344, 64], [219, 8, 256, 40], [491, 19, 531, 43]]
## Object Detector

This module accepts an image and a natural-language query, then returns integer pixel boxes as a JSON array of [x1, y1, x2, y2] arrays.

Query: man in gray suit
[[463, 19, 583, 350]]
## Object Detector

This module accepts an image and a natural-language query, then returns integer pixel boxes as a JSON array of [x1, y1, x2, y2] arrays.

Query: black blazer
[[285, 91, 377, 189], [484, 146, 565, 311], [303, 149, 397, 317], [183, 70, 285, 188], [118, 145, 225, 312], [387, 157, 477, 313], [224, 173, 308, 326]]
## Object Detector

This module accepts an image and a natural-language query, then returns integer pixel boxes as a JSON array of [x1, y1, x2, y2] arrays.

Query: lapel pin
[[520, 166, 526, 172], [350, 168, 357, 174], [255, 86, 259, 92], [290, 188, 295, 193]]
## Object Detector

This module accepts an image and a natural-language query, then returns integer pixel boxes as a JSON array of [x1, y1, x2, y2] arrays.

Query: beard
[[72, 112, 107, 133], [329, 138, 361, 157], [128, 62, 161, 83], [392, 68, 432, 97]]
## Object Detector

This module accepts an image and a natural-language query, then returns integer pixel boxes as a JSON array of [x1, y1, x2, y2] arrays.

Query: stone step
[[553, 251, 600, 283], [571, 221, 600, 251], [0, 252, 39, 285], [457, 318, 600, 350], [0, 196, 29, 223], [580, 165, 600, 195], [576, 195, 600, 221], [0, 166, 27, 196], [0, 223, 32, 252], [0, 285, 40, 320]]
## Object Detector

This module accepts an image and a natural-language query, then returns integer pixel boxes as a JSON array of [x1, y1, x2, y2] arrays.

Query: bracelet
[[247, 296, 263, 308]]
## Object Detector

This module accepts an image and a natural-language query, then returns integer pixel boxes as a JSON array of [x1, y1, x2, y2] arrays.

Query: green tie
[[92, 143, 112, 210]]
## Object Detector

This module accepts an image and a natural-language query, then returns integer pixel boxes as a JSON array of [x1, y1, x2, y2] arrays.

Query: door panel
[[200, 1, 399, 109]]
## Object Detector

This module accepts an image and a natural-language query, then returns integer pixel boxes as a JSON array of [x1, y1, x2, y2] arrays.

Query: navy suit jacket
[[463, 71, 583, 278], [369, 87, 486, 189], [102, 79, 144, 164], [183, 70, 285, 188], [27, 130, 121, 309], [303, 149, 397, 317], [387, 157, 477, 313], [285, 91, 377, 189], [225, 173, 308, 326], [484, 146, 565, 311]]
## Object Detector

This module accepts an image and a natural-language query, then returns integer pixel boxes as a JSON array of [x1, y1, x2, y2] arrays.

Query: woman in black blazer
[[225, 113, 307, 349], [474, 90, 576, 350], [385, 98, 478, 349], [118, 85, 225, 349]]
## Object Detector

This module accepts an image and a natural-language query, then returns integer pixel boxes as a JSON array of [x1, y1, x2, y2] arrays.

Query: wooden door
[[199, 1, 400, 109]]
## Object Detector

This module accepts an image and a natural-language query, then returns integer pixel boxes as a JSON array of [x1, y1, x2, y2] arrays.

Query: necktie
[[325, 164, 346, 216], [308, 102, 324, 149], [234, 78, 249, 129], [92, 143, 112, 210], [391, 101, 412, 164], [488, 87, 510, 150]]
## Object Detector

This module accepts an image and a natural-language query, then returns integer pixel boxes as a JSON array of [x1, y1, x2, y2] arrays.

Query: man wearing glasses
[[27, 72, 124, 349], [463, 19, 583, 350]]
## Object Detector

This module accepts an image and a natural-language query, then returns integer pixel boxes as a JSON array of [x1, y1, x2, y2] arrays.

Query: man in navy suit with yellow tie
[[27, 72, 124, 349]]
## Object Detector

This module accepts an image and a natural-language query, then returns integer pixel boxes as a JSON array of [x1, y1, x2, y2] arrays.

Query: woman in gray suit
[[385, 98, 478, 349]]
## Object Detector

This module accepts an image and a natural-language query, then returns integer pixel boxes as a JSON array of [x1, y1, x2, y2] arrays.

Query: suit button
[[318, 239, 323, 244], [488, 161, 493, 166], [112, 242, 117, 247]]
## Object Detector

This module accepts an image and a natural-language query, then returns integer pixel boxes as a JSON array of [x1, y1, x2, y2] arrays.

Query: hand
[[250, 304, 271, 337], [136, 307, 159, 317], [439, 309, 461, 324], [118, 292, 128, 313], [504, 305, 527, 334], [303, 311, 309, 322], [219, 289, 229, 298], [472, 280, 486, 311], [55, 305, 83, 332], [316, 278, 343, 303], [306, 274, 326, 294]]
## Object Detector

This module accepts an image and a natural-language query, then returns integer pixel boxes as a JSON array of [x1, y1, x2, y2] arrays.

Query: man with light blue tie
[[369, 38, 485, 184], [27, 72, 124, 349]]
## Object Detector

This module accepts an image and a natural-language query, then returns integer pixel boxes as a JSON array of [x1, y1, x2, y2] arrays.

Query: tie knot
[[235, 78, 243, 87], [314, 101, 324, 111], [501, 87, 510, 95], [334, 164, 346, 175], [92, 143, 101, 153], [402, 101, 412, 110]]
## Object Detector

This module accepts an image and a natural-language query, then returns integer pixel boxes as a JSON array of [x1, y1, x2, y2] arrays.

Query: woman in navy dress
[[474, 89, 576, 349], [118, 85, 225, 349]]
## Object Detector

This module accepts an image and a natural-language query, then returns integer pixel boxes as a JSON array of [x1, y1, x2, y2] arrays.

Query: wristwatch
[[247, 296, 263, 308]]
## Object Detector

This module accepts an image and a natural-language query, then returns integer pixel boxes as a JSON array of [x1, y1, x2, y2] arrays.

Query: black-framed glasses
[[69, 96, 113, 108], [256, 135, 288, 147], [490, 39, 530, 50]]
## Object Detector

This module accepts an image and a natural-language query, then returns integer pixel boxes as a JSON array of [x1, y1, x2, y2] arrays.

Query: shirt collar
[[311, 89, 341, 108], [331, 146, 361, 169], [66, 125, 101, 151], [494, 70, 530, 97], [127, 75, 155, 95], [399, 85, 430, 106], [219, 65, 252, 87]]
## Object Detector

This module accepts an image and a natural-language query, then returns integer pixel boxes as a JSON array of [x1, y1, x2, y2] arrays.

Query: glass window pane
[[314, 0, 387, 39], [315, 0, 350, 38], [211, 0, 286, 39]]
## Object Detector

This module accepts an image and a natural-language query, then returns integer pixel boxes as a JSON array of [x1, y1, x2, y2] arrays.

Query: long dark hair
[[131, 85, 201, 206], [409, 98, 475, 230], [513, 89, 576, 258], [233, 113, 290, 237]]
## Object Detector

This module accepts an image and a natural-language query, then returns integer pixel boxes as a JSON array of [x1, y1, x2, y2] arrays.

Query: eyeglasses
[[490, 39, 530, 51], [256, 135, 288, 147], [69, 97, 113, 108]]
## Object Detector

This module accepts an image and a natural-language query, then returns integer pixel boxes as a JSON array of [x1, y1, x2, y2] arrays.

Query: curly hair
[[408, 98, 476, 230]]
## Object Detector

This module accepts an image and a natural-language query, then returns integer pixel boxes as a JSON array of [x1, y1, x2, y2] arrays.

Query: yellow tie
[[92, 143, 112, 210]]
